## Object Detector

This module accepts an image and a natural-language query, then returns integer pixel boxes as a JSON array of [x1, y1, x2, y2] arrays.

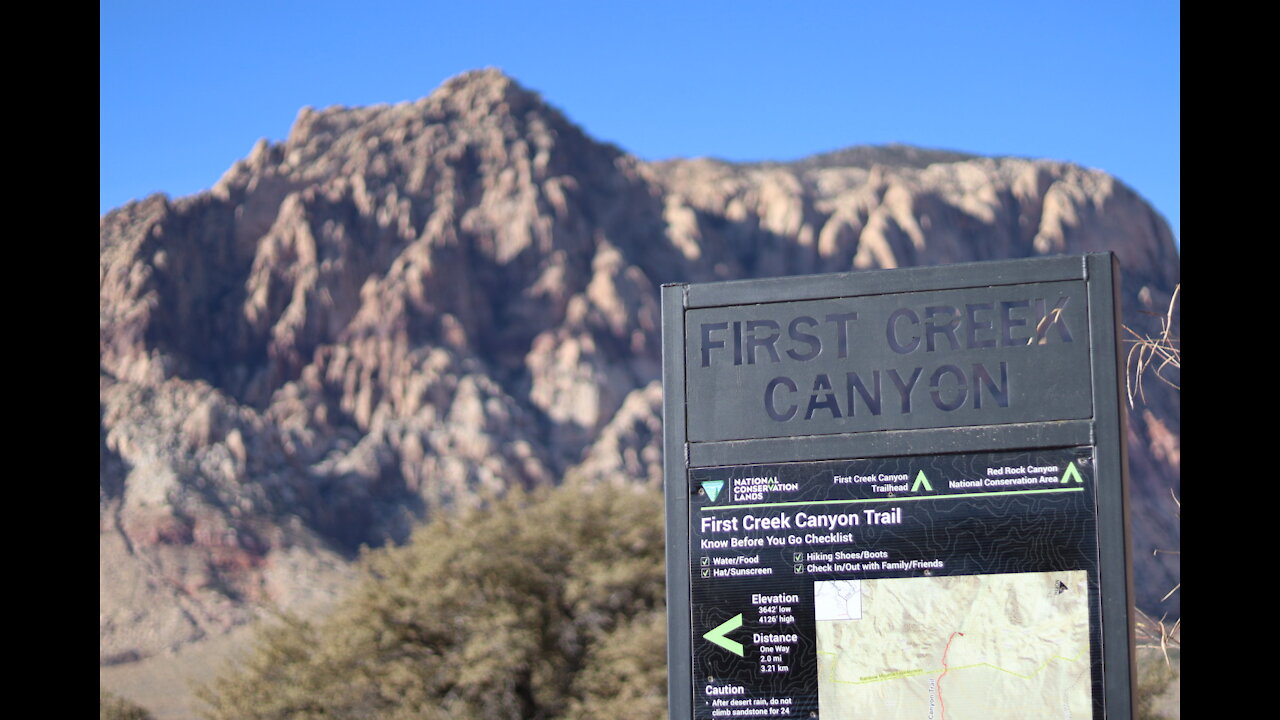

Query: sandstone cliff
[[100, 68, 1180, 668]]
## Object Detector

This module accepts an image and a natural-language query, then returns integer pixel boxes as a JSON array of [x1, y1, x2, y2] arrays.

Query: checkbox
[[701, 556, 710, 566], [702, 568, 711, 578], [794, 564, 804, 574], [793, 552, 803, 562]]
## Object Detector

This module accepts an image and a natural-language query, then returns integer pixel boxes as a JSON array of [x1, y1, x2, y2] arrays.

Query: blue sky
[[101, 1, 1179, 244]]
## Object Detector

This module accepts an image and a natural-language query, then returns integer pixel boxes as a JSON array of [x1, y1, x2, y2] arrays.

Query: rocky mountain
[[100, 68, 1179, 672]]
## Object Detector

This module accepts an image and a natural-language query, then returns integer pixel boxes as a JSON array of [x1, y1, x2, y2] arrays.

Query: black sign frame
[[661, 253, 1135, 719]]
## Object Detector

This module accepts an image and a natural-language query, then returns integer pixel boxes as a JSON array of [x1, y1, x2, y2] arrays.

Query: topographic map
[[815, 571, 1092, 719]]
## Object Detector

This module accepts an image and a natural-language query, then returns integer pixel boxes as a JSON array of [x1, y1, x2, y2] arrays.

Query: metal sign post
[[662, 254, 1135, 720]]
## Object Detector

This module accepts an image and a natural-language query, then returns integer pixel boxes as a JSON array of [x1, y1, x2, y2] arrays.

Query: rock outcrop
[[100, 68, 1180, 667]]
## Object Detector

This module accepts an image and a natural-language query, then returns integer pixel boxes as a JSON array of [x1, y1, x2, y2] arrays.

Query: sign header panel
[[685, 280, 1091, 442]]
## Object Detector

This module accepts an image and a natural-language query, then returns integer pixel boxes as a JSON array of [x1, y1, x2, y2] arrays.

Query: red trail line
[[938, 631, 964, 720]]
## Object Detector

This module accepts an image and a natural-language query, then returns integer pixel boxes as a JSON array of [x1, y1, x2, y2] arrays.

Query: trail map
[[815, 571, 1092, 719]]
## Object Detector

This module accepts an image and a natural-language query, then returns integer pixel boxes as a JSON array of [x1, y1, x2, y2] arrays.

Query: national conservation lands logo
[[701, 476, 802, 504], [701, 480, 725, 503]]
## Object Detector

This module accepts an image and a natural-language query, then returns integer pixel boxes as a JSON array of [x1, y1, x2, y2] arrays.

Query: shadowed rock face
[[100, 68, 1179, 664]]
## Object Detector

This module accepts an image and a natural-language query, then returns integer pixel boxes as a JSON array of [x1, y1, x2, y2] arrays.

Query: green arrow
[[703, 613, 744, 656], [702, 480, 724, 502], [911, 470, 933, 492], [1061, 462, 1084, 484]]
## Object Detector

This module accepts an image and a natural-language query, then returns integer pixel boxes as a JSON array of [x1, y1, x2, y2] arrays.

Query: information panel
[[662, 255, 1135, 720], [688, 448, 1101, 720]]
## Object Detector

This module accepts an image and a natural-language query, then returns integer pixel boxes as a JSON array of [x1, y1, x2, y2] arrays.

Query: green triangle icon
[[911, 470, 933, 492], [1061, 462, 1084, 484], [702, 480, 725, 502]]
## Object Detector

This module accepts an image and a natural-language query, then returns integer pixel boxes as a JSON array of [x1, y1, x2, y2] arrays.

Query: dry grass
[[1124, 285, 1180, 408], [1125, 283, 1180, 715], [1134, 606, 1181, 666]]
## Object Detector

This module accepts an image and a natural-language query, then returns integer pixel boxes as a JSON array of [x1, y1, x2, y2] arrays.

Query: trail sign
[[661, 254, 1135, 720]]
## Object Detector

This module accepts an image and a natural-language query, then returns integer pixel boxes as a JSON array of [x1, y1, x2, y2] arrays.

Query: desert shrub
[[1135, 647, 1180, 720], [101, 688, 154, 720], [198, 480, 668, 720]]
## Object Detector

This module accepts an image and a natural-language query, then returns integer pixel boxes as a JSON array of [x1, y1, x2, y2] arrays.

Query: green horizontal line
[[700, 487, 1084, 511]]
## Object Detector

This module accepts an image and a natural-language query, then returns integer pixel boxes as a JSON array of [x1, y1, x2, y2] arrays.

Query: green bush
[[198, 481, 668, 720], [101, 688, 154, 720]]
